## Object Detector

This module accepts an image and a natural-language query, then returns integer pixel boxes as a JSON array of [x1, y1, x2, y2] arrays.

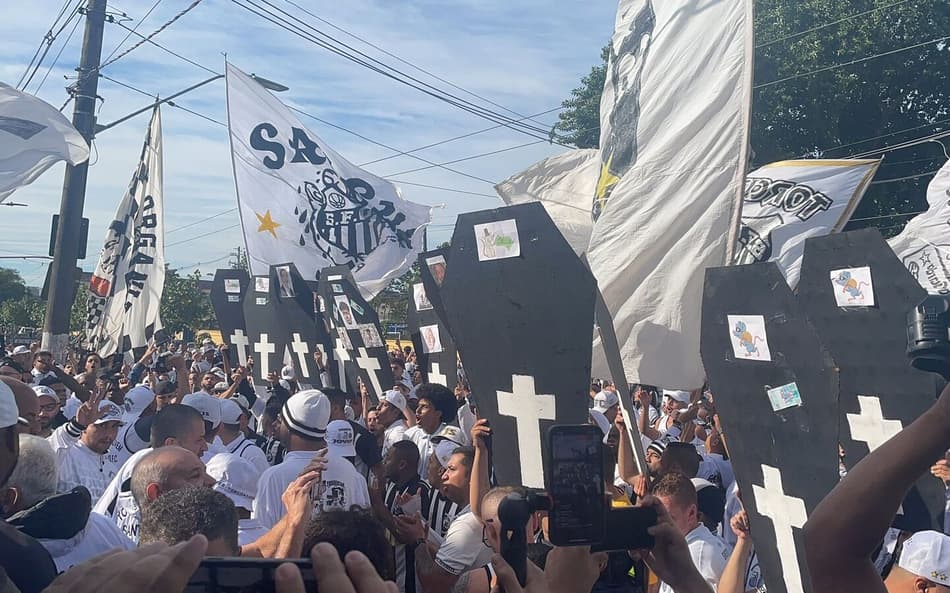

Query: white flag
[[225, 63, 432, 299], [587, 0, 754, 390], [738, 159, 881, 287], [85, 107, 165, 357], [495, 148, 599, 256], [889, 159, 950, 294], [0, 82, 89, 202]]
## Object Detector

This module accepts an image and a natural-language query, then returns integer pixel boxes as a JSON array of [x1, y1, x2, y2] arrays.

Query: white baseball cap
[[182, 392, 222, 429], [206, 453, 257, 512], [663, 389, 691, 404], [94, 400, 126, 426], [326, 419, 356, 457], [281, 365, 296, 381], [897, 530, 950, 587], [219, 398, 244, 425], [0, 381, 18, 429], [690, 477, 716, 492], [282, 389, 331, 439], [122, 385, 155, 423], [382, 390, 407, 413], [589, 408, 611, 436], [12, 345, 29, 355], [31, 385, 58, 402], [593, 390, 620, 412]]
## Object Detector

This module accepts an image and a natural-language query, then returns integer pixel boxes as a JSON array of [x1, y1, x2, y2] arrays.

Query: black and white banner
[[889, 159, 950, 294], [736, 159, 880, 287], [225, 63, 432, 300], [85, 107, 165, 356]]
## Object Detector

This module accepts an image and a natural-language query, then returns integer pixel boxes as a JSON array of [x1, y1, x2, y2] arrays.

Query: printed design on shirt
[[323, 480, 346, 509]]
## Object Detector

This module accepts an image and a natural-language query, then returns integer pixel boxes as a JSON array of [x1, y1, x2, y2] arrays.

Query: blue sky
[[1, 0, 617, 287]]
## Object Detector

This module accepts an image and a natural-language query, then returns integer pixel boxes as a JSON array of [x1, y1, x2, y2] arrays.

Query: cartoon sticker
[[413, 283, 433, 311], [224, 279, 241, 294], [766, 382, 803, 412], [474, 219, 520, 261], [254, 277, 269, 293], [830, 266, 874, 307], [727, 315, 772, 362], [420, 324, 443, 354], [332, 284, 344, 294]]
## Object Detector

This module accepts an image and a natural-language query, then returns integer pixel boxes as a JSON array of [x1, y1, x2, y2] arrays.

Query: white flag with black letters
[[888, 159, 950, 294], [0, 82, 89, 202], [737, 159, 881, 287], [85, 107, 165, 357], [225, 63, 432, 299]]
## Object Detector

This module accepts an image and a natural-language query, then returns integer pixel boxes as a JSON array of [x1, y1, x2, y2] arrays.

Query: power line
[[385, 180, 499, 199], [98, 74, 226, 127], [228, 0, 566, 144], [384, 140, 545, 178], [101, 0, 164, 64], [167, 208, 237, 234], [279, 0, 550, 129], [849, 210, 925, 223], [870, 168, 943, 185], [848, 129, 950, 159], [815, 117, 950, 156], [755, 35, 950, 89], [166, 225, 240, 248], [33, 13, 84, 94], [18, 0, 84, 90], [112, 21, 218, 75], [756, 0, 918, 48]]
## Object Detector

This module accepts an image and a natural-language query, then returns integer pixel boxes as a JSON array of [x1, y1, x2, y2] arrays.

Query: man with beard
[[49, 399, 125, 502], [32, 385, 60, 438]]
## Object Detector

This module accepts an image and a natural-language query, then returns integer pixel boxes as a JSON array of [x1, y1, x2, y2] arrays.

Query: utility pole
[[42, 0, 108, 360]]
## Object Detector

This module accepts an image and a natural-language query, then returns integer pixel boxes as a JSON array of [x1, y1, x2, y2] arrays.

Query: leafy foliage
[[551, 1, 950, 236], [160, 269, 216, 336], [551, 46, 608, 149], [0, 268, 27, 302]]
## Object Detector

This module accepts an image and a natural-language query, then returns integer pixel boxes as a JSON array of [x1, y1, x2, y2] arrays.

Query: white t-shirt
[[698, 453, 735, 491], [383, 420, 408, 456], [659, 525, 729, 593], [93, 446, 153, 542], [722, 481, 741, 549], [40, 511, 135, 573], [405, 423, 453, 477], [109, 422, 150, 470], [433, 509, 494, 576], [253, 450, 370, 530], [226, 435, 270, 476]]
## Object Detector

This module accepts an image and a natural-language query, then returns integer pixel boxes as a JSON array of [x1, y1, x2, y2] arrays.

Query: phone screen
[[186, 558, 316, 593], [547, 425, 606, 545]]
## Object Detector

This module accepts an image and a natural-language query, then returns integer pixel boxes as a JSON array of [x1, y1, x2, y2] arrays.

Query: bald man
[[0, 377, 39, 435], [130, 446, 215, 511]]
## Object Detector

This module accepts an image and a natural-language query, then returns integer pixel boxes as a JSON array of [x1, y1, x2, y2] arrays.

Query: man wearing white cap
[[884, 531, 950, 592], [217, 398, 268, 475], [48, 399, 125, 502], [205, 452, 268, 546], [32, 385, 60, 438], [592, 390, 621, 425], [253, 389, 370, 530], [181, 391, 227, 461], [377, 390, 409, 456], [109, 384, 156, 468], [647, 389, 690, 441]]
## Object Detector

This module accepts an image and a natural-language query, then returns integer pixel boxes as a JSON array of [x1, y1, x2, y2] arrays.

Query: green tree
[[0, 296, 45, 328], [551, 46, 608, 149], [69, 287, 88, 334], [0, 267, 27, 302], [553, 2, 950, 236], [160, 269, 216, 336]]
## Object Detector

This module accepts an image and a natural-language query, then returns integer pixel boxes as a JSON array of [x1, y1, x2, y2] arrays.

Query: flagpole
[[42, 0, 107, 361]]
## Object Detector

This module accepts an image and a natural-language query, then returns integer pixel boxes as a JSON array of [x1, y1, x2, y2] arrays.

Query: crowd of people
[[0, 338, 948, 593]]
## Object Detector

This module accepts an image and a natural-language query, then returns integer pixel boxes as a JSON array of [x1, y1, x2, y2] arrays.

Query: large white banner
[[85, 107, 165, 357], [0, 82, 89, 202], [225, 63, 431, 299], [889, 159, 950, 294], [737, 159, 881, 287], [587, 0, 754, 390], [495, 148, 599, 255]]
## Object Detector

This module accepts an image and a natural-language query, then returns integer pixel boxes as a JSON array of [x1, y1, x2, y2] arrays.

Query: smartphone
[[186, 557, 315, 593], [545, 424, 606, 546]]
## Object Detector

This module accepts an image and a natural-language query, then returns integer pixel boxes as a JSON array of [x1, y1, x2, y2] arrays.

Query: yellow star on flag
[[594, 157, 621, 204], [256, 210, 281, 238]]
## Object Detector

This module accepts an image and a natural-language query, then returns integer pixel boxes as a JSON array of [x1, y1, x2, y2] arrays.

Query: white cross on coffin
[[356, 347, 384, 398], [253, 333, 275, 378], [496, 375, 556, 488], [752, 464, 808, 593], [428, 362, 447, 386], [291, 333, 310, 379], [334, 337, 350, 390], [230, 329, 249, 367], [847, 395, 905, 514]]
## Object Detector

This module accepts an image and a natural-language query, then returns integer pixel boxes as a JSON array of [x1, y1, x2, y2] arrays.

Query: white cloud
[[1, 0, 615, 285]]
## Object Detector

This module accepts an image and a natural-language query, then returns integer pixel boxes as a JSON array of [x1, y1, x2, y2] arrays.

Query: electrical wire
[[33, 15, 83, 94], [167, 209, 238, 234], [847, 129, 950, 159], [99, 73, 225, 126], [228, 0, 567, 145], [756, 0, 918, 48], [869, 168, 943, 185], [18, 0, 84, 90], [166, 225, 240, 248], [383, 140, 545, 178], [101, 0, 164, 64], [112, 21, 218, 75], [755, 35, 950, 89], [279, 0, 550, 129]]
